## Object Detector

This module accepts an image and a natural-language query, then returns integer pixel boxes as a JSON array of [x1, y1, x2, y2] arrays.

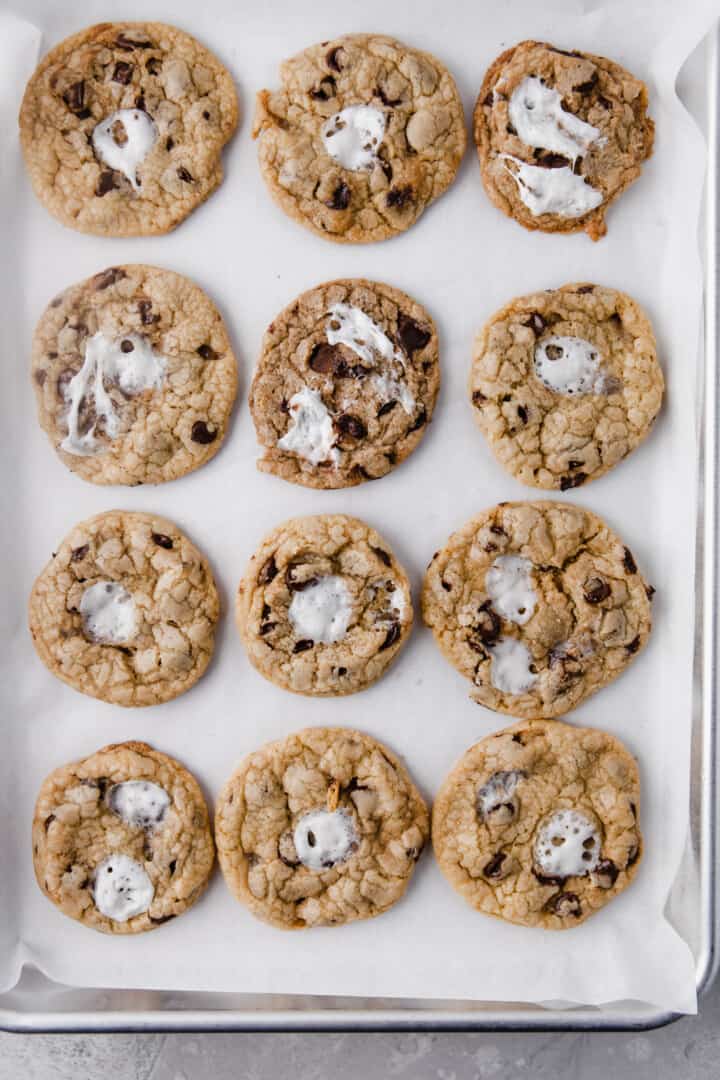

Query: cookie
[[236, 515, 413, 696], [19, 22, 238, 236], [253, 33, 466, 243], [473, 41, 654, 240], [33, 741, 214, 934], [250, 279, 438, 488], [32, 265, 238, 486], [422, 501, 653, 718], [469, 283, 663, 490], [433, 719, 642, 929], [215, 727, 429, 929], [29, 510, 219, 707]]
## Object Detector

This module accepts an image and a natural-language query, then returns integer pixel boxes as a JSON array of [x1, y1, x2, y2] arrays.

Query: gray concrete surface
[[1, 979, 719, 1080]]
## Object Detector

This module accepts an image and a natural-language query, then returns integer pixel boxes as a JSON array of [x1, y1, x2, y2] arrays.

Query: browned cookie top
[[254, 34, 466, 243], [19, 22, 238, 235], [32, 265, 238, 486], [250, 279, 439, 489], [473, 41, 654, 240]]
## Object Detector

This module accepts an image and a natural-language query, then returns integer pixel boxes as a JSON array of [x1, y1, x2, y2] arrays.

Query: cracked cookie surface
[[422, 501, 653, 718], [433, 719, 642, 929], [250, 279, 438, 488], [215, 726, 429, 928], [29, 510, 219, 706], [32, 264, 238, 486], [469, 283, 663, 490], [19, 21, 238, 236], [33, 741, 214, 934], [254, 33, 466, 243], [473, 40, 654, 240], [236, 515, 412, 696]]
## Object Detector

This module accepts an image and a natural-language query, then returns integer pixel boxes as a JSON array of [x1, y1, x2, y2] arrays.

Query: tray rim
[[1, 18, 718, 1036]]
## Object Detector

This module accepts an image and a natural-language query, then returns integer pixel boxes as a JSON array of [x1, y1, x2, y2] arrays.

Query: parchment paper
[[0, 0, 714, 1015]]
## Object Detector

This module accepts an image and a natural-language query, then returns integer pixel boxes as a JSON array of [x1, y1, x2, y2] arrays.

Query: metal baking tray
[[1, 19, 719, 1037]]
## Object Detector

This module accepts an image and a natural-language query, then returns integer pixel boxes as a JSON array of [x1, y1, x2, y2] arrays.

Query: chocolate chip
[[626, 843, 640, 868], [623, 547, 638, 574], [591, 858, 619, 889], [472, 390, 487, 406], [371, 545, 392, 567], [326, 46, 345, 71], [293, 639, 314, 653], [568, 459, 584, 469], [197, 344, 218, 360], [535, 152, 570, 169], [278, 830, 300, 866], [376, 85, 402, 107], [626, 635, 641, 654], [285, 562, 319, 592], [62, 80, 86, 114], [646, 584, 656, 600], [177, 167, 194, 183], [386, 184, 413, 209], [379, 156, 393, 182], [336, 413, 367, 439], [138, 299, 159, 325], [576, 284, 594, 294], [483, 853, 508, 879], [190, 421, 217, 444], [408, 408, 427, 433], [350, 464, 373, 482], [95, 170, 117, 197], [441, 580, 451, 592], [560, 472, 587, 491], [583, 577, 610, 604], [517, 404, 528, 424], [44, 814, 56, 831], [377, 399, 397, 418], [203, 110, 211, 120], [168, 859, 177, 875], [259, 621, 276, 636], [397, 312, 431, 355], [120, 339, 134, 353], [598, 95, 612, 109], [309, 342, 346, 375], [336, 666, 347, 676], [506, 123, 517, 136], [152, 532, 173, 549], [379, 623, 401, 651], [553, 47, 582, 58], [146, 57, 162, 75], [115, 32, 151, 50], [311, 76, 336, 100], [112, 61, 134, 84], [134, 93, 147, 112], [149, 914, 176, 925], [70, 544, 89, 563], [533, 868, 566, 887], [574, 72, 599, 94], [165, 136, 174, 151], [474, 602, 501, 646], [545, 891, 582, 917], [93, 267, 126, 291], [512, 734, 523, 745], [258, 555, 278, 585], [326, 182, 350, 210], [526, 313, 546, 335]]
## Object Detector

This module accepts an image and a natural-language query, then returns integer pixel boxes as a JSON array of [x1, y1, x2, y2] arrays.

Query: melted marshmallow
[[486, 556, 536, 625], [534, 809, 600, 877], [277, 387, 339, 465], [108, 781, 170, 829], [534, 336, 604, 395], [321, 105, 386, 171], [288, 575, 352, 644], [477, 770, 524, 820], [92, 109, 157, 190], [61, 332, 166, 456], [293, 808, 358, 870], [326, 303, 415, 415], [80, 582, 136, 644], [93, 853, 154, 921], [500, 155, 603, 218], [489, 638, 537, 695], [508, 77, 602, 162]]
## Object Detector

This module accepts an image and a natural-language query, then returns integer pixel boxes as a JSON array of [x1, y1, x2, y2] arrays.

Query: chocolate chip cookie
[[19, 22, 238, 236], [250, 279, 438, 488], [32, 264, 238, 486], [236, 515, 413, 696], [469, 283, 663, 489], [422, 501, 653, 718], [254, 33, 466, 243], [433, 719, 642, 929], [215, 726, 429, 929], [474, 41, 654, 240], [33, 741, 214, 934], [29, 511, 219, 706]]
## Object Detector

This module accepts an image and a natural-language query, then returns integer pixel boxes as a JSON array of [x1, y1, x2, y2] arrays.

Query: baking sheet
[[0, 0, 715, 1016]]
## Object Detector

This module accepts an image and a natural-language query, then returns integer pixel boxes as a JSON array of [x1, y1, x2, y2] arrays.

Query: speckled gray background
[[2, 22, 715, 1080]]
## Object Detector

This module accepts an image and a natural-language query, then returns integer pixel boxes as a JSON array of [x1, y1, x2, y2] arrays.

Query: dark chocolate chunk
[[326, 46, 345, 72], [560, 472, 587, 491], [623, 547, 638, 574], [408, 408, 427, 432], [545, 891, 582, 917], [152, 533, 173, 549], [93, 267, 127, 291], [483, 852, 508, 879], [377, 399, 398, 418], [583, 577, 610, 604], [115, 32, 152, 50], [336, 413, 367, 439], [386, 184, 413, 209], [326, 182, 350, 210], [95, 170, 117, 197], [371, 545, 392, 567], [146, 57, 162, 75], [138, 299, 159, 325], [379, 623, 401, 651], [258, 555, 278, 585], [177, 167, 194, 183], [591, 858, 619, 889], [112, 61, 134, 84], [310, 76, 336, 100], [197, 344, 218, 360], [397, 312, 431, 355], [190, 420, 217, 444], [626, 635, 641, 654], [293, 639, 314, 653], [62, 80, 86, 114]]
